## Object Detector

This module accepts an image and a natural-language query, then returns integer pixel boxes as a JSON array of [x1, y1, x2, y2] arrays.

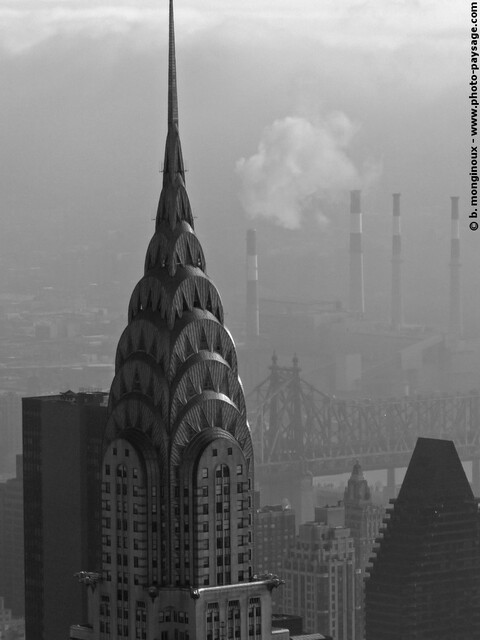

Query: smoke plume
[[236, 113, 378, 228]]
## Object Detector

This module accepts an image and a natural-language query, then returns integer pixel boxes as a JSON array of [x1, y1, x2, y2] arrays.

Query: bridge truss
[[248, 355, 480, 477]]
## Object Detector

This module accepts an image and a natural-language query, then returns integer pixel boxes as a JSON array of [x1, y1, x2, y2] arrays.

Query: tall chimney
[[349, 190, 365, 315], [246, 228, 260, 343], [391, 193, 403, 329], [449, 196, 462, 336]]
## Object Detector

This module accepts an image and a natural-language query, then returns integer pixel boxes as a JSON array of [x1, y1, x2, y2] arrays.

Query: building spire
[[159, 0, 187, 222], [168, 0, 178, 128]]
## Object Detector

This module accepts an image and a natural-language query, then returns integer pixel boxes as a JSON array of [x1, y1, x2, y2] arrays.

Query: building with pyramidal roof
[[70, 3, 282, 640], [365, 437, 480, 639], [344, 462, 383, 640]]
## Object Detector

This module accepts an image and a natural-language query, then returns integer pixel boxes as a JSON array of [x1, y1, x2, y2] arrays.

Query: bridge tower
[[250, 354, 314, 525]]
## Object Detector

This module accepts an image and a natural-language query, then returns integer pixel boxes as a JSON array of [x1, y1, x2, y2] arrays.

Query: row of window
[[102, 572, 150, 585], [158, 611, 189, 624], [105, 464, 139, 477], [106, 501, 149, 515], [102, 482, 145, 497], [201, 465, 243, 479]]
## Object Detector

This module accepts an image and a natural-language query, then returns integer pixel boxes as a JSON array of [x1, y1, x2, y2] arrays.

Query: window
[[202, 486, 208, 497], [228, 447, 232, 455], [105, 464, 111, 475], [213, 448, 217, 456], [236, 465, 242, 475], [202, 468, 208, 479]]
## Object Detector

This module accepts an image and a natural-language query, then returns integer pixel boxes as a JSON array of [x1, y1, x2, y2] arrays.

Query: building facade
[[343, 463, 383, 640], [0, 455, 24, 617], [22, 391, 107, 640], [254, 504, 296, 610], [365, 437, 480, 639], [281, 512, 356, 639], [0, 393, 22, 477], [71, 3, 279, 640]]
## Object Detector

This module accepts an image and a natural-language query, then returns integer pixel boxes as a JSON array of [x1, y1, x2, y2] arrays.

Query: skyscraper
[[254, 503, 296, 610], [344, 463, 384, 640], [71, 3, 279, 640], [365, 437, 480, 639], [0, 455, 24, 617], [281, 509, 356, 639], [22, 390, 107, 640]]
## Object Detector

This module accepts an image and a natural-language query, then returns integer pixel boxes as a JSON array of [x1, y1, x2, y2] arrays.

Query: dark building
[[254, 504, 296, 609], [22, 391, 107, 640], [71, 3, 279, 640], [344, 463, 384, 640], [0, 455, 24, 616], [365, 437, 480, 639], [271, 614, 303, 636]]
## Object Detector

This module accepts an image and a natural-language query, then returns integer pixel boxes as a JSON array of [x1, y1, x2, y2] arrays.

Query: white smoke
[[236, 113, 379, 228]]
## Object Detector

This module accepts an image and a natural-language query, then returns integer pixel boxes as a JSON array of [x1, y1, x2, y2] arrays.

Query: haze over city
[[1, 2, 480, 640], [0, 0, 472, 338]]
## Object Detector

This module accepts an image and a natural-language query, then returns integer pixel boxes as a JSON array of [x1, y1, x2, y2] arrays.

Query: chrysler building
[[70, 2, 281, 640]]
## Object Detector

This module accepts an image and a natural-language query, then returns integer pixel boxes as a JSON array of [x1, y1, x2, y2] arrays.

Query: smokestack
[[391, 193, 403, 330], [349, 190, 365, 315], [246, 228, 260, 344], [449, 196, 462, 336]]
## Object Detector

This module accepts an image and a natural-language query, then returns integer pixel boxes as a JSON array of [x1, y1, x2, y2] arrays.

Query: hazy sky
[[0, 0, 473, 331]]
